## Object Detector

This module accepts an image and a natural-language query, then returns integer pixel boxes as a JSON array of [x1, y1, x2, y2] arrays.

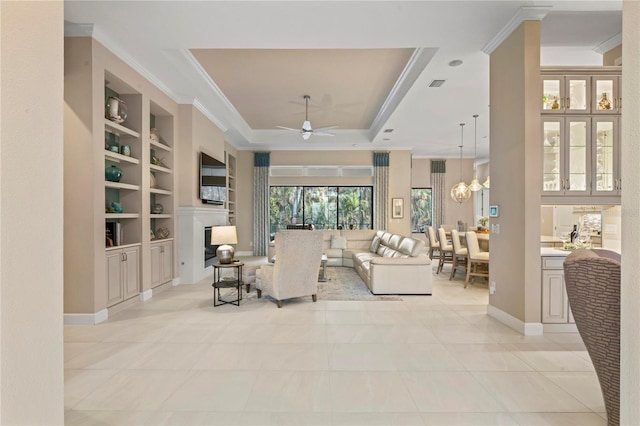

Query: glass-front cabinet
[[542, 117, 620, 198], [542, 118, 590, 196], [592, 117, 620, 195], [592, 76, 622, 114], [542, 76, 589, 114]]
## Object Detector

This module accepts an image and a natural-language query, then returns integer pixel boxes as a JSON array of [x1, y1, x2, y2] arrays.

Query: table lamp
[[210, 225, 238, 264]]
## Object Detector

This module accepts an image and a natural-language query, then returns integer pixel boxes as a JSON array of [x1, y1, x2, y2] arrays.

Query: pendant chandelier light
[[450, 123, 471, 203], [469, 114, 483, 192], [483, 176, 490, 189]]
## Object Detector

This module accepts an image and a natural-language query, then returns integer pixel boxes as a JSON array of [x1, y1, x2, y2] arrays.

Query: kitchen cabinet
[[592, 76, 622, 114], [542, 75, 590, 114], [541, 255, 575, 327]]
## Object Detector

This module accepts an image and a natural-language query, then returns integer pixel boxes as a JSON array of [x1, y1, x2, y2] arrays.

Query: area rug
[[222, 267, 402, 302], [318, 267, 402, 301]]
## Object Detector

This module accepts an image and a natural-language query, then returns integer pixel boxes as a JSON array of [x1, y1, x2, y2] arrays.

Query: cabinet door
[[106, 250, 124, 307], [542, 118, 563, 194], [542, 77, 564, 113], [161, 241, 174, 284], [564, 118, 590, 196], [542, 269, 569, 323], [592, 117, 619, 195], [150, 243, 162, 288], [564, 76, 590, 113], [592, 76, 620, 114], [122, 246, 140, 299]]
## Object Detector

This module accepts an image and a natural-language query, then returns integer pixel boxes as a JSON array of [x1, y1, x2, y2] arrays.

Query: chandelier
[[469, 114, 483, 192], [450, 123, 471, 203]]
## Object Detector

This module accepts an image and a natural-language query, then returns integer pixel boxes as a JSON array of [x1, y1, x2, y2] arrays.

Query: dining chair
[[425, 226, 440, 260], [437, 227, 453, 274], [449, 229, 468, 280], [465, 231, 489, 287]]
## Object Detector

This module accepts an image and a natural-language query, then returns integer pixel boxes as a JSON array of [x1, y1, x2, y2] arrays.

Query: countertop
[[541, 247, 571, 257]]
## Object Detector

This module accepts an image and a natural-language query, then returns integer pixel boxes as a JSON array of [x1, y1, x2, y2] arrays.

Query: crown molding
[[192, 99, 229, 133], [593, 32, 622, 54], [368, 47, 437, 142], [482, 6, 552, 55], [64, 21, 93, 37]]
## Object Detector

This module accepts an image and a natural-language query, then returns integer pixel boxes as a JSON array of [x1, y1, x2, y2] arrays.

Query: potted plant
[[477, 215, 489, 233]]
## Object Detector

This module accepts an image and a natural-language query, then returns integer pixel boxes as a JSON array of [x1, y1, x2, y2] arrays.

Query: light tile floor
[[64, 267, 607, 425]]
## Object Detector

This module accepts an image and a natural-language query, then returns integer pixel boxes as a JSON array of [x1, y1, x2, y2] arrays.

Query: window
[[410, 188, 432, 233], [270, 186, 373, 233]]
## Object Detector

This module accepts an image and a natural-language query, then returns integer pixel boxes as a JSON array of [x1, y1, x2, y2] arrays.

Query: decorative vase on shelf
[[551, 97, 560, 109], [598, 92, 612, 110], [105, 96, 128, 124], [105, 165, 123, 182], [151, 203, 163, 214], [110, 202, 123, 213]]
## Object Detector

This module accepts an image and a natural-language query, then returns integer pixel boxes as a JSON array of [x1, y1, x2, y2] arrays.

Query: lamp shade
[[211, 226, 237, 264], [469, 178, 484, 192], [483, 176, 490, 189], [210, 225, 237, 245]]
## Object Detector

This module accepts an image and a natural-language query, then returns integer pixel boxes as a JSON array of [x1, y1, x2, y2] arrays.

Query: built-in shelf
[[150, 187, 172, 195], [105, 150, 140, 164], [150, 214, 172, 219], [105, 242, 141, 252], [104, 118, 140, 138], [150, 237, 174, 244], [150, 164, 172, 174], [105, 213, 140, 219], [150, 140, 172, 152], [105, 181, 140, 191]]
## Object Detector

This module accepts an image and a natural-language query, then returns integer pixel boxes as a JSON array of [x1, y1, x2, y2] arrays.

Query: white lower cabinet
[[541, 256, 575, 326], [150, 240, 174, 288], [106, 245, 140, 307]]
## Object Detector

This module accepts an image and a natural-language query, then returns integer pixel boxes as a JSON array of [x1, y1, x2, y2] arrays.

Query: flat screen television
[[199, 152, 226, 205]]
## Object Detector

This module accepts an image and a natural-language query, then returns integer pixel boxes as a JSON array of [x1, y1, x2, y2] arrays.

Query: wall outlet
[[489, 281, 496, 295]]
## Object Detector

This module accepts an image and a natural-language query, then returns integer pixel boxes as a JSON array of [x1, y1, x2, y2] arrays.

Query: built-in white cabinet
[[106, 245, 140, 307], [541, 68, 621, 205], [542, 75, 590, 114], [150, 239, 174, 288], [541, 256, 575, 325], [592, 76, 622, 114]]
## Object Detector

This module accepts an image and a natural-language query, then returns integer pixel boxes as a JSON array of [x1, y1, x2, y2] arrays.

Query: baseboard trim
[[543, 323, 578, 333], [172, 277, 181, 286], [64, 309, 108, 325], [139, 289, 153, 301], [487, 304, 543, 336]]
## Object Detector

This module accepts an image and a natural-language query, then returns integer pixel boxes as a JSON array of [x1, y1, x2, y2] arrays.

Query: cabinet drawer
[[542, 257, 565, 270]]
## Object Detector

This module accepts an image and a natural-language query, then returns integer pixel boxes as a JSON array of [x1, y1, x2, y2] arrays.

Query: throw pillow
[[330, 235, 347, 249], [370, 236, 381, 253]]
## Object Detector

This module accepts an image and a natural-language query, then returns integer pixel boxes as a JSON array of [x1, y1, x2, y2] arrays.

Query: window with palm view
[[270, 186, 373, 234], [411, 188, 433, 233]]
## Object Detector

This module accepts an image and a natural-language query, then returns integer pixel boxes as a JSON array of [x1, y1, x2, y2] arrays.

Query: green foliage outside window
[[270, 186, 372, 234], [411, 188, 432, 233]]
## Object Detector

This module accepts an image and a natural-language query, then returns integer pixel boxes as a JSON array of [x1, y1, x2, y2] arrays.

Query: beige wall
[[489, 21, 542, 325], [621, 2, 640, 422], [603, 44, 622, 66], [1, 1, 65, 423], [176, 106, 226, 208]]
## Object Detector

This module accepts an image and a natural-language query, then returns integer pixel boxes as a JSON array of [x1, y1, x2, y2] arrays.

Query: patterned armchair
[[563, 249, 620, 426], [256, 231, 323, 308]]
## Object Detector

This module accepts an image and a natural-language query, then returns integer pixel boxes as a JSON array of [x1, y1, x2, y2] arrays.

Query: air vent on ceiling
[[383, 128, 394, 133], [428, 79, 446, 88]]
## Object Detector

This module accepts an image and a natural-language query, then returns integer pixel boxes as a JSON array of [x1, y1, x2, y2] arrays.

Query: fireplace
[[204, 226, 219, 268]]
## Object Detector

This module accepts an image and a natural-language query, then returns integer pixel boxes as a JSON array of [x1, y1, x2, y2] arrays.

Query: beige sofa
[[268, 229, 432, 295]]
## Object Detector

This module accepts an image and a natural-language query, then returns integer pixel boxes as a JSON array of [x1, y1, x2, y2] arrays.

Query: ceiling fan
[[276, 95, 337, 140]]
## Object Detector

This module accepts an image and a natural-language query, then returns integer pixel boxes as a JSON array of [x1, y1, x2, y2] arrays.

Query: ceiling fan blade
[[313, 125, 338, 132], [312, 131, 335, 137], [275, 126, 300, 132]]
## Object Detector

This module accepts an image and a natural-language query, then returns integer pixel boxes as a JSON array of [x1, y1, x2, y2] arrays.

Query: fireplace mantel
[[177, 207, 228, 284]]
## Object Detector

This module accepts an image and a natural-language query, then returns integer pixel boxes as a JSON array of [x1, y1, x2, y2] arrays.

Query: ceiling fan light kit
[[276, 95, 337, 140]]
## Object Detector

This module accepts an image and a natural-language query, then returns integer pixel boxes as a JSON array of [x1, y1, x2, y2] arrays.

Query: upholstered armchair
[[563, 249, 620, 426], [256, 231, 323, 308]]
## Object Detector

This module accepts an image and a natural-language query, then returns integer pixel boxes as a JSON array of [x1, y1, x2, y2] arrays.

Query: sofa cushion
[[370, 236, 381, 253], [398, 236, 426, 257], [324, 248, 343, 259], [330, 235, 347, 249]]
